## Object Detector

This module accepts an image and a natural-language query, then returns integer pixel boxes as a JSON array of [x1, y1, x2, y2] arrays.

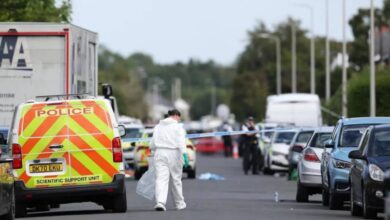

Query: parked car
[[121, 123, 144, 168], [321, 117, 390, 210], [296, 127, 333, 202], [384, 169, 390, 220], [133, 129, 197, 180], [194, 136, 224, 154], [263, 129, 298, 174], [349, 124, 390, 218], [287, 128, 315, 179], [0, 145, 14, 220]]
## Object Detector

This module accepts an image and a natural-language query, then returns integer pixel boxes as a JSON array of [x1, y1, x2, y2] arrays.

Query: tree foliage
[[0, 0, 71, 22]]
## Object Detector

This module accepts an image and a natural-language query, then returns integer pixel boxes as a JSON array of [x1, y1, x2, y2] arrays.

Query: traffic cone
[[232, 143, 239, 159]]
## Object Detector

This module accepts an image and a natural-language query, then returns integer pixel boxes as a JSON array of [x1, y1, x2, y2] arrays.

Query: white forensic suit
[[150, 117, 187, 209]]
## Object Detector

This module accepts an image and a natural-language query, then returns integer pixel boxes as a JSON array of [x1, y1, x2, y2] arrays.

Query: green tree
[[0, 0, 71, 22]]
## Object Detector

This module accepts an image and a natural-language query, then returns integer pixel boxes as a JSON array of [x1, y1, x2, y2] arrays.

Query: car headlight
[[332, 159, 351, 169], [369, 164, 384, 181]]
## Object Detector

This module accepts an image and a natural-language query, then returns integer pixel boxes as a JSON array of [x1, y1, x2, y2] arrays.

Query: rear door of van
[[15, 100, 120, 189]]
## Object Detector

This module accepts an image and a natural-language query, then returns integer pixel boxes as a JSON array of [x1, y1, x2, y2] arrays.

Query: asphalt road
[[22, 153, 382, 220]]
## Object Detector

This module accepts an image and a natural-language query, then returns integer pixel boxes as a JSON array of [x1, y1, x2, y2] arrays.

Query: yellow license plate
[[29, 163, 63, 173]]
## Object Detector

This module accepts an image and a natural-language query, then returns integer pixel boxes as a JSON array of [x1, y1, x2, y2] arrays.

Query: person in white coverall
[[150, 109, 190, 211]]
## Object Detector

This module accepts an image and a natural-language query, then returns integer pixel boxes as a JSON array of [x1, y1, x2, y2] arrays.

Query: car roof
[[372, 124, 390, 131], [341, 117, 390, 126], [314, 126, 334, 133]]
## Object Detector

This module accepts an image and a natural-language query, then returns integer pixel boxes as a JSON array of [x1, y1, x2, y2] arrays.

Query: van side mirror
[[348, 150, 366, 160], [102, 84, 113, 98], [118, 125, 126, 137]]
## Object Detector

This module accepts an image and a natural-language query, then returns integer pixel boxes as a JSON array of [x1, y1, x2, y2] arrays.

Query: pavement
[[22, 153, 382, 220]]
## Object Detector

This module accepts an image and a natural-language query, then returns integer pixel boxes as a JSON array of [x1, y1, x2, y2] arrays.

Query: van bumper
[[15, 174, 125, 205]]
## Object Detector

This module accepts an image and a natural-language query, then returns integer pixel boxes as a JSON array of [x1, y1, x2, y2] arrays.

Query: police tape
[[121, 129, 264, 143]]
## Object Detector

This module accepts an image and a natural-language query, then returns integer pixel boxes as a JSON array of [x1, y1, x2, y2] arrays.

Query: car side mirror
[[324, 139, 334, 149], [131, 142, 136, 147], [118, 125, 126, 137], [348, 150, 366, 160], [291, 145, 304, 153]]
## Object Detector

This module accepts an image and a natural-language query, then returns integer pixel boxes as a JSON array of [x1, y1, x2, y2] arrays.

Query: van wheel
[[15, 203, 26, 218], [296, 180, 309, 202], [112, 187, 127, 213], [2, 188, 15, 220], [187, 169, 196, 179], [134, 168, 143, 180]]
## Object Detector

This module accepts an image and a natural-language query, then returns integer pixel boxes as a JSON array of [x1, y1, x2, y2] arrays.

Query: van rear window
[[20, 101, 112, 138]]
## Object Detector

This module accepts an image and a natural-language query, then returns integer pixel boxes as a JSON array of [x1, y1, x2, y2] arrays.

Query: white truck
[[0, 22, 98, 127], [265, 93, 322, 127]]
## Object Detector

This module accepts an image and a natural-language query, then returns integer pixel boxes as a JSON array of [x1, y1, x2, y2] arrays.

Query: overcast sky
[[72, 0, 383, 65]]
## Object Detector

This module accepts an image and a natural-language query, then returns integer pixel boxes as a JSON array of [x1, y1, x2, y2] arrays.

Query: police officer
[[220, 121, 233, 157], [241, 117, 259, 175]]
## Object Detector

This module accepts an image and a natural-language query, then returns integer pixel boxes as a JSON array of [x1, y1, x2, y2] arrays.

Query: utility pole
[[342, 0, 348, 117], [370, 0, 376, 116], [325, 0, 331, 101], [291, 20, 297, 93]]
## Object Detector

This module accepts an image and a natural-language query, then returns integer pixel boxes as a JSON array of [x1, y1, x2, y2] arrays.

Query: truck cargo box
[[0, 22, 98, 126]]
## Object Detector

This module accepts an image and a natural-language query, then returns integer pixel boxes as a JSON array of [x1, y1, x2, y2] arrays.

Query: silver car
[[296, 127, 333, 202]]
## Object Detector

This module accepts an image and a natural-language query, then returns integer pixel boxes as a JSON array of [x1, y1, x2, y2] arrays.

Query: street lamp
[[370, 0, 376, 116], [291, 20, 297, 93], [325, 0, 331, 101], [342, 0, 348, 117], [257, 33, 282, 95], [294, 3, 316, 94]]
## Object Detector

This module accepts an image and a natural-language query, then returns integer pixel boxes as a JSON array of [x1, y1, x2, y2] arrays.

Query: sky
[[72, 0, 383, 65]]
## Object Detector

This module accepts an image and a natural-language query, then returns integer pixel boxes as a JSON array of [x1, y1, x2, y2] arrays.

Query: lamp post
[[325, 0, 331, 101], [257, 33, 282, 95], [291, 20, 297, 93], [294, 3, 315, 94], [370, 0, 376, 116], [342, 0, 348, 117]]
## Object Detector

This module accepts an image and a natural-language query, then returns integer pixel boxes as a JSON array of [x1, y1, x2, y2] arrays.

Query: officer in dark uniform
[[241, 117, 259, 175]]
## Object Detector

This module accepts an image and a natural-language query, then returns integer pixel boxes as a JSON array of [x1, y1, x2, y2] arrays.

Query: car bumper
[[329, 165, 350, 194], [364, 180, 385, 211], [15, 174, 125, 205], [270, 154, 289, 170], [299, 160, 321, 186]]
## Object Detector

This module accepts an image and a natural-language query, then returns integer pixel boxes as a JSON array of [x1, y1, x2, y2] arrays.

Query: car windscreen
[[274, 132, 296, 144], [308, 132, 332, 148], [296, 131, 314, 143], [371, 130, 390, 156], [339, 125, 369, 148], [123, 128, 142, 139]]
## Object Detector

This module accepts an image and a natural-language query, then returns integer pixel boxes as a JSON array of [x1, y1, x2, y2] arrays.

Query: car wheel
[[296, 180, 309, 202], [363, 187, 377, 219], [187, 168, 196, 179], [15, 202, 26, 218], [350, 184, 362, 216], [134, 167, 143, 180], [329, 191, 343, 210], [112, 185, 127, 213], [322, 187, 329, 206], [2, 188, 15, 220]]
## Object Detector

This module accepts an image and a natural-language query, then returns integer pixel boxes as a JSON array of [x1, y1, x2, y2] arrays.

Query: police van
[[8, 96, 127, 217]]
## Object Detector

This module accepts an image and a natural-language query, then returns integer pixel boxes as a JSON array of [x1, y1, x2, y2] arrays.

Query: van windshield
[[274, 132, 296, 144], [339, 125, 369, 148]]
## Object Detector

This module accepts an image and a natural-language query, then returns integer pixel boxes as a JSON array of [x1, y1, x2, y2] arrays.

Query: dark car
[[0, 141, 14, 220], [349, 124, 390, 219]]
